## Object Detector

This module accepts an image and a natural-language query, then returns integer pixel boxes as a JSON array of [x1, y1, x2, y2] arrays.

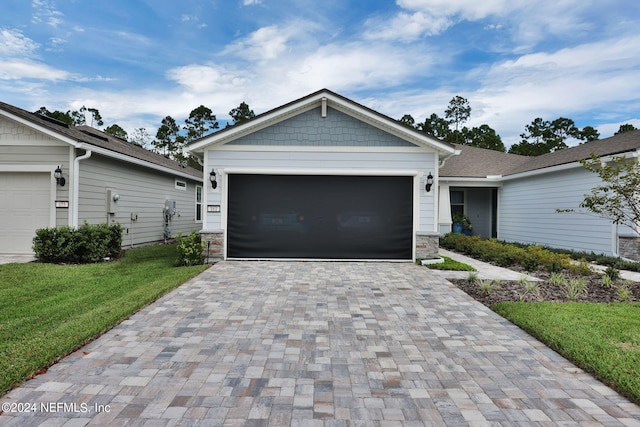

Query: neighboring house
[[0, 102, 203, 254], [440, 131, 640, 260], [188, 89, 458, 261]]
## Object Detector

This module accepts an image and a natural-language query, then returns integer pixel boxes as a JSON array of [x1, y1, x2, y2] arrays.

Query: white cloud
[[365, 0, 523, 41], [31, 0, 64, 28], [284, 42, 432, 92], [224, 25, 290, 62], [449, 35, 640, 145], [364, 11, 451, 41], [3, 0, 637, 149], [501, 35, 640, 74], [181, 14, 207, 28], [0, 60, 70, 81], [0, 29, 70, 81], [361, 31, 640, 148], [0, 28, 40, 57], [365, 0, 596, 46], [166, 64, 250, 93]]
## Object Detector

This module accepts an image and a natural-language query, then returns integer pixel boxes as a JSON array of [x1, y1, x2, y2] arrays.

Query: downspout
[[72, 150, 92, 227]]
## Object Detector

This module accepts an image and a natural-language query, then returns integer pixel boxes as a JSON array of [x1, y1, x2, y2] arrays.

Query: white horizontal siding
[[210, 150, 432, 170], [499, 167, 614, 255], [0, 125, 71, 228], [206, 149, 436, 233]]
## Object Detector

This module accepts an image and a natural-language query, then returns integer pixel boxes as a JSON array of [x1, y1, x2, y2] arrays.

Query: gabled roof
[[441, 130, 640, 179], [440, 144, 530, 178], [187, 89, 457, 159], [506, 129, 640, 176], [0, 101, 202, 180]]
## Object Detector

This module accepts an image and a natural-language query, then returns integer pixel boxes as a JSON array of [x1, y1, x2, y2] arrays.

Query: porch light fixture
[[425, 172, 434, 192], [54, 166, 66, 187], [209, 169, 217, 189]]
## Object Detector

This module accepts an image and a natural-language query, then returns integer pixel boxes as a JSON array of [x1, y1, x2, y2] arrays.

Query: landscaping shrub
[[566, 259, 594, 276], [33, 223, 123, 264], [605, 266, 621, 281], [440, 234, 575, 273], [176, 231, 205, 266], [502, 242, 640, 272]]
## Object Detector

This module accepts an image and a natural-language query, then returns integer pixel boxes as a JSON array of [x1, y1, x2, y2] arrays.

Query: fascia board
[[78, 143, 203, 182], [502, 160, 592, 181], [188, 97, 323, 153], [0, 109, 80, 148], [324, 94, 455, 155], [218, 167, 420, 176], [188, 90, 456, 156], [440, 177, 504, 187]]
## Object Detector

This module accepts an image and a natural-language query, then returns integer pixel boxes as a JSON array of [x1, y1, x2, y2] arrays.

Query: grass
[[493, 302, 640, 404], [0, 244, 209, 395], [425, 256, 476, 271]]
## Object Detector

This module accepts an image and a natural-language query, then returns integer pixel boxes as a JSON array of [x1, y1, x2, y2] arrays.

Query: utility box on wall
[[164, 199, 176, 217], [106, 189, 119, 214]]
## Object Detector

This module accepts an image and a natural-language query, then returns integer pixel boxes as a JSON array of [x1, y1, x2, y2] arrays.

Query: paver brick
[[2, 261, 640, 426]]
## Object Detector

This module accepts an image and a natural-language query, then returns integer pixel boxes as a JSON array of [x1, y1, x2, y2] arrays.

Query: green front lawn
[[494, 302, 640, 404], [424, 256, 476, 271], [0, 244, 209, 395]]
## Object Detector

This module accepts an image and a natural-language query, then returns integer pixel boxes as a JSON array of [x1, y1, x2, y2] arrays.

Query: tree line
[[35, 102, 256, 169], [398, 96, 637, 156], [36, 97, 638, 168]]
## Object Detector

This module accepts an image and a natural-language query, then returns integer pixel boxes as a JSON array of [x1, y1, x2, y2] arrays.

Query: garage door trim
[[218, 168, 422, 261]]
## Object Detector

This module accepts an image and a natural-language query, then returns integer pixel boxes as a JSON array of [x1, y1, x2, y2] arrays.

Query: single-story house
[[188, 89, 458, 261], [188, 89, 640, 262], [0, 101, 203, 254], [440, 131, 640, 261]]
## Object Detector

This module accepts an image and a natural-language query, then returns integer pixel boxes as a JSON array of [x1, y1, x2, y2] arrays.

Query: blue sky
[[1, 0, 639, 148]]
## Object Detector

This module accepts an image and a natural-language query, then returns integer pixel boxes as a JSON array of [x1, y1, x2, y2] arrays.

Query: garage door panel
[[227, 175, 413, 259], [0, 172, 51, 253]]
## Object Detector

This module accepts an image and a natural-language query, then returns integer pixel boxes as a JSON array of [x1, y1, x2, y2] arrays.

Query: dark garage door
[[227, 174, 413, 259]]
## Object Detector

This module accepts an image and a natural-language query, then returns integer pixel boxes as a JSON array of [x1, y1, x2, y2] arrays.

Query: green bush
[[439, 234, 575, 274], [605, 266, 621, 281], [176, 231, 205, 266], [33, 223, 123, 264]]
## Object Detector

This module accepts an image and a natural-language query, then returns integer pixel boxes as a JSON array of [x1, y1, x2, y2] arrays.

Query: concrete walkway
[[0, 254, 36, 265], [2, 261, 639, 426], [438, 248, 640, 283], [435, 249, 542, 282]]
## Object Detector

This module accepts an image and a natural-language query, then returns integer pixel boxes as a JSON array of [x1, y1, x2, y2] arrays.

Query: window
[[195, 185, 203, 222], [175, 179, 187, 190], [450, 189, 465, 218]]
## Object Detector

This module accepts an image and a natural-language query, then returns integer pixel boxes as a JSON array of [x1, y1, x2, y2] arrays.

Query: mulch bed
[[449, 264, 640, 307]]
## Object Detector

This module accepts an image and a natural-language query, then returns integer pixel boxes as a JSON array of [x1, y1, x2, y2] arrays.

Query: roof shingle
[[441, 130, 640, 178], [0, 101, 202, 180]]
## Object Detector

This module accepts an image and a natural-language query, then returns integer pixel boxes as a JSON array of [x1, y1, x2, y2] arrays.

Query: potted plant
[[452, 213, 473, 235]]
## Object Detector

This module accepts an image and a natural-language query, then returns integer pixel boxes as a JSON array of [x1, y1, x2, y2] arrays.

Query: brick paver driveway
[[2, 261, 639, 426]]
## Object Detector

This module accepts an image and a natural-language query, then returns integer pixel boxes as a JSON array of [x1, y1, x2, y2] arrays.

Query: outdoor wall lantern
[[425, 172, 434, 192], [54, 166, 66, 187], [209, 169, 217, 189]]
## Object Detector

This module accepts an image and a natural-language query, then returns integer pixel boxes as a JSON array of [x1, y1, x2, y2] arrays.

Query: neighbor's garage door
[[0, 172, 51, 253], [227, 175, 413, 259]]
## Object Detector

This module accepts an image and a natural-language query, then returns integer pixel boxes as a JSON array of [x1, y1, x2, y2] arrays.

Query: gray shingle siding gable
[[228, 107, 417, 147]]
